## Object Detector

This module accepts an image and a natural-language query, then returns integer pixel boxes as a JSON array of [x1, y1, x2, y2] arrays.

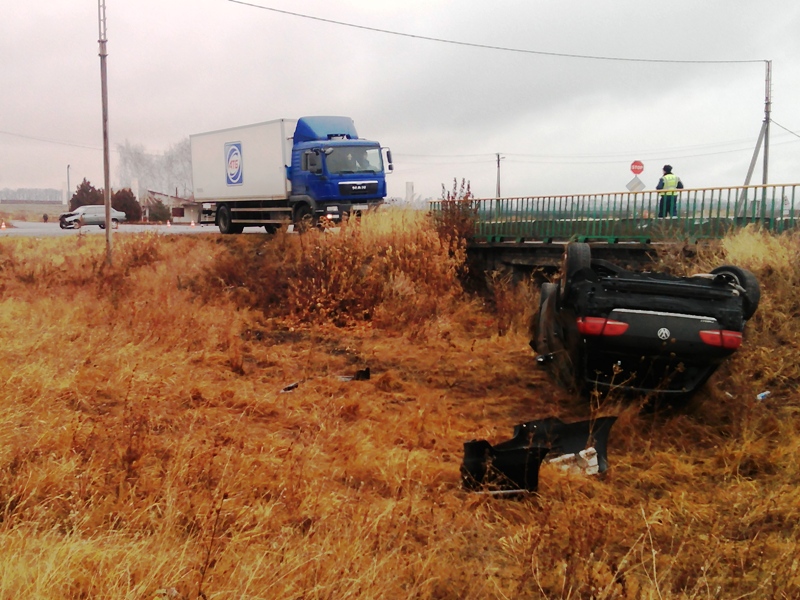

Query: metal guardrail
[[430, 184, 800, 243]]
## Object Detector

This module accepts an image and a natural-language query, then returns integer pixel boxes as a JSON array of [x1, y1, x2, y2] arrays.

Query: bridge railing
[[430, 184, 800, 243]]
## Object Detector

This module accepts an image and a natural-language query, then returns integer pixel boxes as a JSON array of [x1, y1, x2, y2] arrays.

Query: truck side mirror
[[384, 148, 393, 173], [303, 150, 322, 174]]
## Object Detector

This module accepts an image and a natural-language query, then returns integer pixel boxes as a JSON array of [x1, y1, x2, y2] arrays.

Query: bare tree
[[117, 138, 192, 198]]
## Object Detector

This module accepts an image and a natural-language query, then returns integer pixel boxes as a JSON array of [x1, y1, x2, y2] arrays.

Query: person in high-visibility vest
[[656, 164, 684, 217]]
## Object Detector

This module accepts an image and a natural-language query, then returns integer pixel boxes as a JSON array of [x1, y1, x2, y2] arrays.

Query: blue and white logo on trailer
[[225, 142, 243, 186]]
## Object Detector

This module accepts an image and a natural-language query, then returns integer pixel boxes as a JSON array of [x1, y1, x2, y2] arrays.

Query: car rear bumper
[[567, 309, 739, 396], [581, 348, 721, 396]]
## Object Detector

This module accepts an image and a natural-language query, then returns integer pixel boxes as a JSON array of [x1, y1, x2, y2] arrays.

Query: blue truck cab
[[289, 116, 392, 224]]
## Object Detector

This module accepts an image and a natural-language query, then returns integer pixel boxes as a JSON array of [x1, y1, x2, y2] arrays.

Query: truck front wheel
[[217, 205, 243, 234], [294, 204, 316, 233]]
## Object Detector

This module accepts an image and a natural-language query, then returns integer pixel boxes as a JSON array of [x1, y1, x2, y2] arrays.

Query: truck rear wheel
[[217, 205, 243, 234]]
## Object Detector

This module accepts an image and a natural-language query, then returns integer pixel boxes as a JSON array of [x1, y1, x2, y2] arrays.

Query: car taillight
[[699, 329, 742, 349], [576, 317, 629, 336]]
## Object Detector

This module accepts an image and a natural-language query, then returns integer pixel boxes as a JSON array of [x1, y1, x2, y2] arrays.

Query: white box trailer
[[190, 118, 297, 202]]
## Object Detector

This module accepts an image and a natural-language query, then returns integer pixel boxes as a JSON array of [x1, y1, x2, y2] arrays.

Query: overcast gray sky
[[2, 0, 799, 201]]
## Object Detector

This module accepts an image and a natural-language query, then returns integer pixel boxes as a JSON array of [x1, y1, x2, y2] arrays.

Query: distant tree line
[[0, 188, 62, 202]]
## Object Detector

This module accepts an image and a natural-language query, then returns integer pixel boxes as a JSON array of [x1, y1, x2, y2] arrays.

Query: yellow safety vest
[[662, 173, 680, 197]]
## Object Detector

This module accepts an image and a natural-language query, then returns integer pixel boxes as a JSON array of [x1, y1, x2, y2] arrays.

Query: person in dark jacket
[[656, 165, 684, 217]]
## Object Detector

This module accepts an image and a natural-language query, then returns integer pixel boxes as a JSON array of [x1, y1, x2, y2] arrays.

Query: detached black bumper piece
[[461, 416, 617, 494], [461, 438, 549, 494]]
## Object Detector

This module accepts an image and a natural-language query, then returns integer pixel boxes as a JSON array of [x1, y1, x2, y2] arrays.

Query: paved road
[[0, 221, 266, 238]]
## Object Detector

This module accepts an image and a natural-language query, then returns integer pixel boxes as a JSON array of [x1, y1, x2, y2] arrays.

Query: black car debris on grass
[[461, 417, 618, 494], [532, 242, 760, 400]]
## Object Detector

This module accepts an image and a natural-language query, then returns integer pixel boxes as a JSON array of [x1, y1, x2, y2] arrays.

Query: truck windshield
[[325, 147, 382, 175]]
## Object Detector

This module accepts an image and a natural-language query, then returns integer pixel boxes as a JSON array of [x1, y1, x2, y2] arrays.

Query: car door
[[86, 206, 103, 225]]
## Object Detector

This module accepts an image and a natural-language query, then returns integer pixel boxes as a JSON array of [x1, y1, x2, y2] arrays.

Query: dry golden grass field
[[0, 209, 798, 599]]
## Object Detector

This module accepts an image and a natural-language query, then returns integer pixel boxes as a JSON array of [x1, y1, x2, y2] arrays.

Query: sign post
[[626, 160, 645, 193]]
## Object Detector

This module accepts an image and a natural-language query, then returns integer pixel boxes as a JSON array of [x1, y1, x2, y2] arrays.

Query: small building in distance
[[141, 190, 202, 224]]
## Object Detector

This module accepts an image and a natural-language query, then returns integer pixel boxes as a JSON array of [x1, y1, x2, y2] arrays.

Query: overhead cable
[[228, 0, 765, 65], [772, 120, 800, 139], [0, 129, 102, 151]]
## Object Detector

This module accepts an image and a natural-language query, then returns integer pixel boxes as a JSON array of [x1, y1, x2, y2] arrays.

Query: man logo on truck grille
[[657, 327, 671, 340], [225, 142, 243, 186]]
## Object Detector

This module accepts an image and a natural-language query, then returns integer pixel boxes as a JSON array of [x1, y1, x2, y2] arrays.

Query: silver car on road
[[59, 204, 127, 229]]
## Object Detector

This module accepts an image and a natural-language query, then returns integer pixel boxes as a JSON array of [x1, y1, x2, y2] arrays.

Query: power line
[[395, 132, 799, 164], [506, 138, 766, 159], [395, 152, 493, 159], [773, 120, 800, 140], [503, 140, 800, 165], [228, 0, 765, 65], [0, 130, 181, 155], [0, 129, 102, 151]]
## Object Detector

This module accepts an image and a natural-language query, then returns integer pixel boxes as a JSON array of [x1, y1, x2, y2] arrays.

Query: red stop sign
[[631, 160, 644, 175]]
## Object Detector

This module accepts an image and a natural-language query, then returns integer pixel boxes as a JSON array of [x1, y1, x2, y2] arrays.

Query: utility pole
[[66, 164, 71, 206], [495, 153, 505, 198], [737, 60, 772, 217], [762, 59, 771, 185], [98, 0, 112, 265]]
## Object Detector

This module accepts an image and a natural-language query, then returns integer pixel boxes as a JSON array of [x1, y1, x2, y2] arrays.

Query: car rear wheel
[[534, 282, 580, 391], [532, 282, 562, 355], [560, 242, 591, 300], [531, 283, 550, 352], [711, 265, 761, 320]]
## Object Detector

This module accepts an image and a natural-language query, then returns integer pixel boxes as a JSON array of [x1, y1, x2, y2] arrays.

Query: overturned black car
[[531, 243, 760, 400]]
